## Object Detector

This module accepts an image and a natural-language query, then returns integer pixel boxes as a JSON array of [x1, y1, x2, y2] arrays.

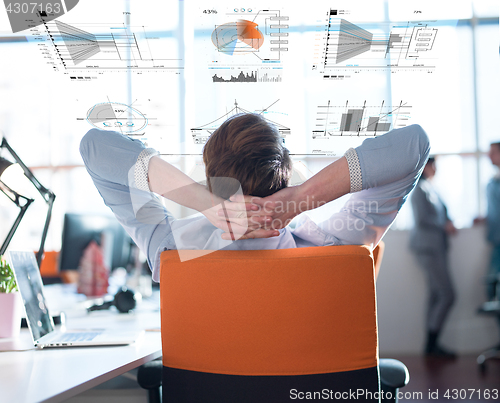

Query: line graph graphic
[[55, 21, 100, 64], [35, 18, 182, 71], [326, 19, 373, 64], [191, 100, 290, 144], [212, 70, 257, 82], [313, 9, 442, 77], [312, 100, 411, 138], [211, 68, 282, 82]]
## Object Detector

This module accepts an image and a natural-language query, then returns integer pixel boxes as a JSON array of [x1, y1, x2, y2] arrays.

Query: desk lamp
[[0, 137, 56, 268]]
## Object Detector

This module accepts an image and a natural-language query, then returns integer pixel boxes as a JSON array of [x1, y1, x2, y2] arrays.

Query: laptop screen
[[8, 251, 54, 341]]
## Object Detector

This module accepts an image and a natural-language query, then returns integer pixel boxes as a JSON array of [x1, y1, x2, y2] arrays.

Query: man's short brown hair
[[203, 113, 292, 199]]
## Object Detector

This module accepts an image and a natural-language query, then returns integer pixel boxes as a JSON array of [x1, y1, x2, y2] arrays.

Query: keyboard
[[57, 332, 101, 342]]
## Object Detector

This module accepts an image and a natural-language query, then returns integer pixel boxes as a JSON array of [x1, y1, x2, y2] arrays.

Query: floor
[[392, 354, 500, 403]]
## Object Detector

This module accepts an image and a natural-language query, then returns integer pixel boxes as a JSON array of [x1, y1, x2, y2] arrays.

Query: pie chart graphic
[[86, 102, 148, 134], [211, 19, 264, 55]]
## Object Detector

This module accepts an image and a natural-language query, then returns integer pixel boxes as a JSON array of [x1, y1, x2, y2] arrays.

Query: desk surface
[[0, 285, 162, 403]]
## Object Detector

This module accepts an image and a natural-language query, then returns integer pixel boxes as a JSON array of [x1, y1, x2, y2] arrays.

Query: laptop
[[7, 251, 145, 349]]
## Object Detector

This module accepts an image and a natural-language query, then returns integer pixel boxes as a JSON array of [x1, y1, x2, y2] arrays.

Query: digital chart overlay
[[211, 68, 282, 83], [83, 102, 149, 135], [191, 100, 290, 145], [312, 100, 411, 138], [205, 8, 289, 83], [212, 19, 264, 55], [211, 11, 289, 60], [34, 18, 183, 71], [313, 9, 441, 78]]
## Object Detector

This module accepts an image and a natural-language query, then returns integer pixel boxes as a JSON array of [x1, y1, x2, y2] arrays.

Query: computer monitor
[[59, 213, 132, 272]]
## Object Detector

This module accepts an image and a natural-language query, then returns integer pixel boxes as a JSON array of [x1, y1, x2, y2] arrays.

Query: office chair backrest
[[159, 245, 380, 403]]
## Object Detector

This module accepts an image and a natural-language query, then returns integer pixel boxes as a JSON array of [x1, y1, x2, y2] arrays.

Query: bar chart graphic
[[312, 100, 411, 138]]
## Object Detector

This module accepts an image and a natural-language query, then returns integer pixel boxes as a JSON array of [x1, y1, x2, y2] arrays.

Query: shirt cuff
[[134, 148, 160, 192], [344, 148, 363, 193]]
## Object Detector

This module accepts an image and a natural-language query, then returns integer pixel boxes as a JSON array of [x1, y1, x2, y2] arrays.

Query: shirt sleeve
[[317, 124, 430, 248], [344, 148, 363, 193], [135, 148, 160, 192], [79, 129, 175, 282]]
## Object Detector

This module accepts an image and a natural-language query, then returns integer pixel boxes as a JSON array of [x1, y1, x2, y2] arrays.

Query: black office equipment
[[0, 137, 55, 268], [87, 287, 137, 313], [59, 213, 132, 272], [477, 274, 500, 374]]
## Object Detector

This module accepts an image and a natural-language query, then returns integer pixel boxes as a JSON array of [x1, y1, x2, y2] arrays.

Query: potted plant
[[0, 256, 23, 338]]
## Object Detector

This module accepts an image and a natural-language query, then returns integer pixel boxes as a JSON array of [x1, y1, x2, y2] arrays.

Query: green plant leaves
[[0, 256, 18, 293]]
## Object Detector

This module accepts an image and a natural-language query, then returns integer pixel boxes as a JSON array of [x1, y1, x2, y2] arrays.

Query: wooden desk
[[0, 285, 162, 403]]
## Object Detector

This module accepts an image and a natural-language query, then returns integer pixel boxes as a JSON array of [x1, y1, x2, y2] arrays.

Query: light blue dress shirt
[[80, 124, 430, 282]]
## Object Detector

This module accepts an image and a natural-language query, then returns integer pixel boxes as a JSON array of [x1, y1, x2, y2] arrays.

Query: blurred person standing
[[410, 157, 457, 358], [474, 142, 500, 351], [478, 142, 500, 303]]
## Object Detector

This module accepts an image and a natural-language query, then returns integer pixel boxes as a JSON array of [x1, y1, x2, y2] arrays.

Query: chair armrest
[[379, 359, 410, 389], [137, 360, 162, 389]]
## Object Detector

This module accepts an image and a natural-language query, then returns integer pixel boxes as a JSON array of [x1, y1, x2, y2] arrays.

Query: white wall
[[377, 226, 499, 355]]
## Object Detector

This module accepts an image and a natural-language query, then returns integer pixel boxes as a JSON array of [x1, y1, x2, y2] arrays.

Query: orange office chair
[[138, 243, 408, 403], [141, 243, 410, 403]]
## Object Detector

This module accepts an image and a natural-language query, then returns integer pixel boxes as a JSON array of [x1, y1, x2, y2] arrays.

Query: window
[[0, 1, 498, 253]]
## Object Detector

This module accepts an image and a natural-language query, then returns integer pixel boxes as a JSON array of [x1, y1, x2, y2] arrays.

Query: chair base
[[477, 343, 500, 374]]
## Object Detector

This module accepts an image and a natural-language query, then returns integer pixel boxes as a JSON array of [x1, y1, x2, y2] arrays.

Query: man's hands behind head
[[217, 186, 307, 240]]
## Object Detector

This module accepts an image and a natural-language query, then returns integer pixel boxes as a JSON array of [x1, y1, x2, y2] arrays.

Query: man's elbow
[[407, 124, 431, 169], [79, 129, 101, 168], [407, 124, 430, 150]]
